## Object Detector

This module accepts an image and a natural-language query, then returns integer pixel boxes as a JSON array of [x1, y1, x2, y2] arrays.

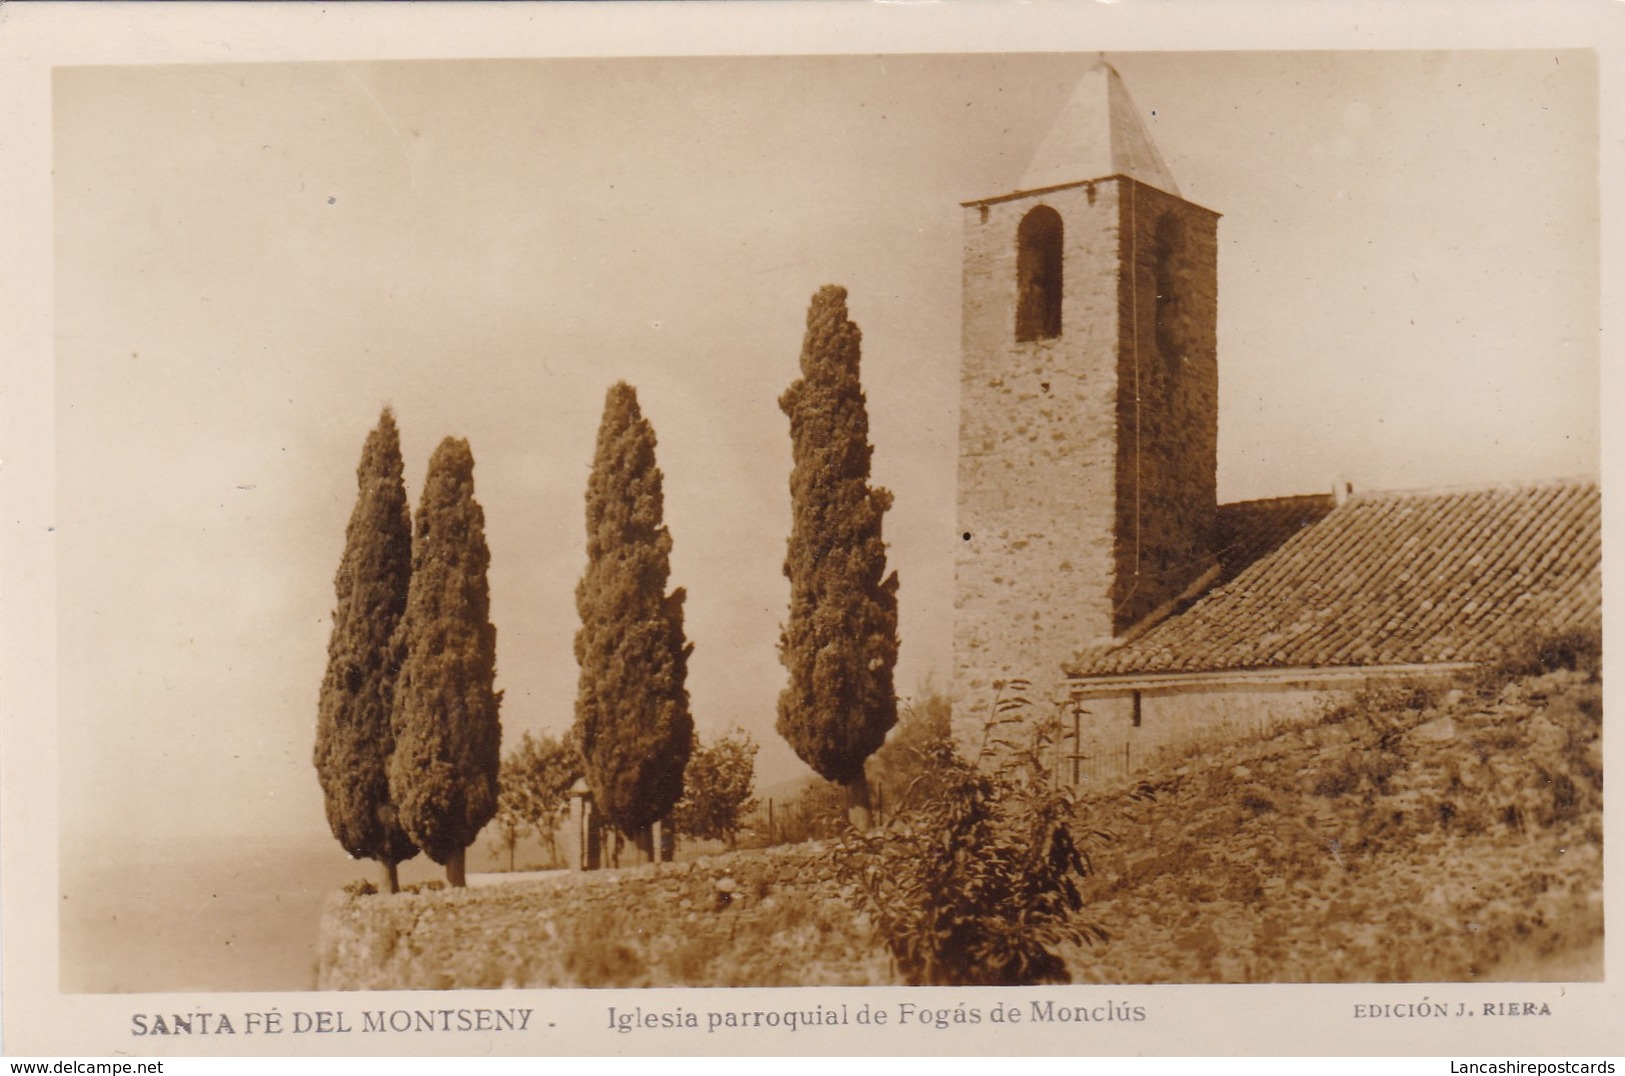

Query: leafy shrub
[[1476, 627, 1601, 695], [867, 685, 954, 816], [342, 878, 379, 899], [1322, 681, 1437, 730], [831, 688, 1111, 986], [671, 727, 760, 847]]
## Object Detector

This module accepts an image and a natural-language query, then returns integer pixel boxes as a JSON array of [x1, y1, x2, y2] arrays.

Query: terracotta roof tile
[[1214, 494, 1338, 582], [1067, 478, 1600, 678]]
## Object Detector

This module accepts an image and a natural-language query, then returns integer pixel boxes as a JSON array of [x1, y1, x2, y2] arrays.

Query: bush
[[831, 693, 1111, 986], [1321, 682, 1436, 728], [867, 685, 954, 817], [671, 728, 760, 847], [1477, 627, 1602, 695]]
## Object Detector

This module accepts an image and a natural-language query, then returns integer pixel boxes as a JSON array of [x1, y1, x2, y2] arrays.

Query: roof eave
[[1066, 661, 1481, 697], [960, 174, 1222, 216]]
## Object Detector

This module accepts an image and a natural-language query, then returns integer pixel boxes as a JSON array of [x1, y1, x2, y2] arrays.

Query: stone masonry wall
[[955, 179, 1126, 746], [1111, 180, 1220, 633], [953, 176, 1221, 748], [1066, 681, 1338, 788], [317, 844, 890, 990]]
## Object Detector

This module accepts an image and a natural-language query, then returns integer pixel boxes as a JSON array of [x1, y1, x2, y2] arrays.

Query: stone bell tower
[[953, 61, 1220, 743]]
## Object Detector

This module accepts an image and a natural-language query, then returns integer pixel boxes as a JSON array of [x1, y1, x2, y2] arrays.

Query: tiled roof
[[1215, 493, 1338, 583], [1068, 478, 1600, 679]]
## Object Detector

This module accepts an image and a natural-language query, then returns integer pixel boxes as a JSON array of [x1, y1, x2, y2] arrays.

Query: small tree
[[671, 729, 760, 849], [313, 407, 419, 893], [574, 382, 694, 861], [389, 437, 503, 888], [500, 729, 583, 868], [778, 285, 900, 828], [832, 700, 1111, 986]]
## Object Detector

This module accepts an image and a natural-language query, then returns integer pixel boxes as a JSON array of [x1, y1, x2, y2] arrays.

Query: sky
[[52, 51, 1598, 855]]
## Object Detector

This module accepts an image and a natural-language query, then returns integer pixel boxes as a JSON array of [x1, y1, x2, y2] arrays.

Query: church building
[[951, 62, 1601, 779]]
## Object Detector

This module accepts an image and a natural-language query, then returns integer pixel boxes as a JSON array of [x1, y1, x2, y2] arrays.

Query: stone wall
[[1111, 179, 1220, 633], [316, 843, 892, 990], [1066, 681, 1335, 787], [953, 176, 1220, 748], [955, 179, 1126, 744], [1064, 668, 1464, 788]]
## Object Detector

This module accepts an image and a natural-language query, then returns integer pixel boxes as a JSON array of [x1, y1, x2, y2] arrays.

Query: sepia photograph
[[2, 0, 1620, 1059]]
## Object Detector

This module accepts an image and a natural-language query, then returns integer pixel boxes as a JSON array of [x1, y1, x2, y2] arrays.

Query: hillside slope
[[316, 662, 1601, 988], [1065, 666, 1603, 983]]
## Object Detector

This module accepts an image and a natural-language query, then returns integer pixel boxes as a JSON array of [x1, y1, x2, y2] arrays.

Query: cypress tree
[[314, 407, 419, 893], [778, 285, 900, 827], [388, 436, 503, 888], [574, 382, 694, 861]]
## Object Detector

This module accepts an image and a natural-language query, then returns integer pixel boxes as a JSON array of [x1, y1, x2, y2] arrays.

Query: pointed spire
[[1019, 60, 1180, 196]]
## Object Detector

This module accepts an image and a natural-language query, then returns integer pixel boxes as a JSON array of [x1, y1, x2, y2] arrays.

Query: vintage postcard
[[2, 0, 1621, 1059]]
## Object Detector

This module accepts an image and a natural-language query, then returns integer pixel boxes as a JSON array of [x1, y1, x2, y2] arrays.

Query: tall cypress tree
[[314, 407, 419, 893], [778, 285, 900, 826], [574, 382, 694, 860], [388, 436, 503, 888]]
